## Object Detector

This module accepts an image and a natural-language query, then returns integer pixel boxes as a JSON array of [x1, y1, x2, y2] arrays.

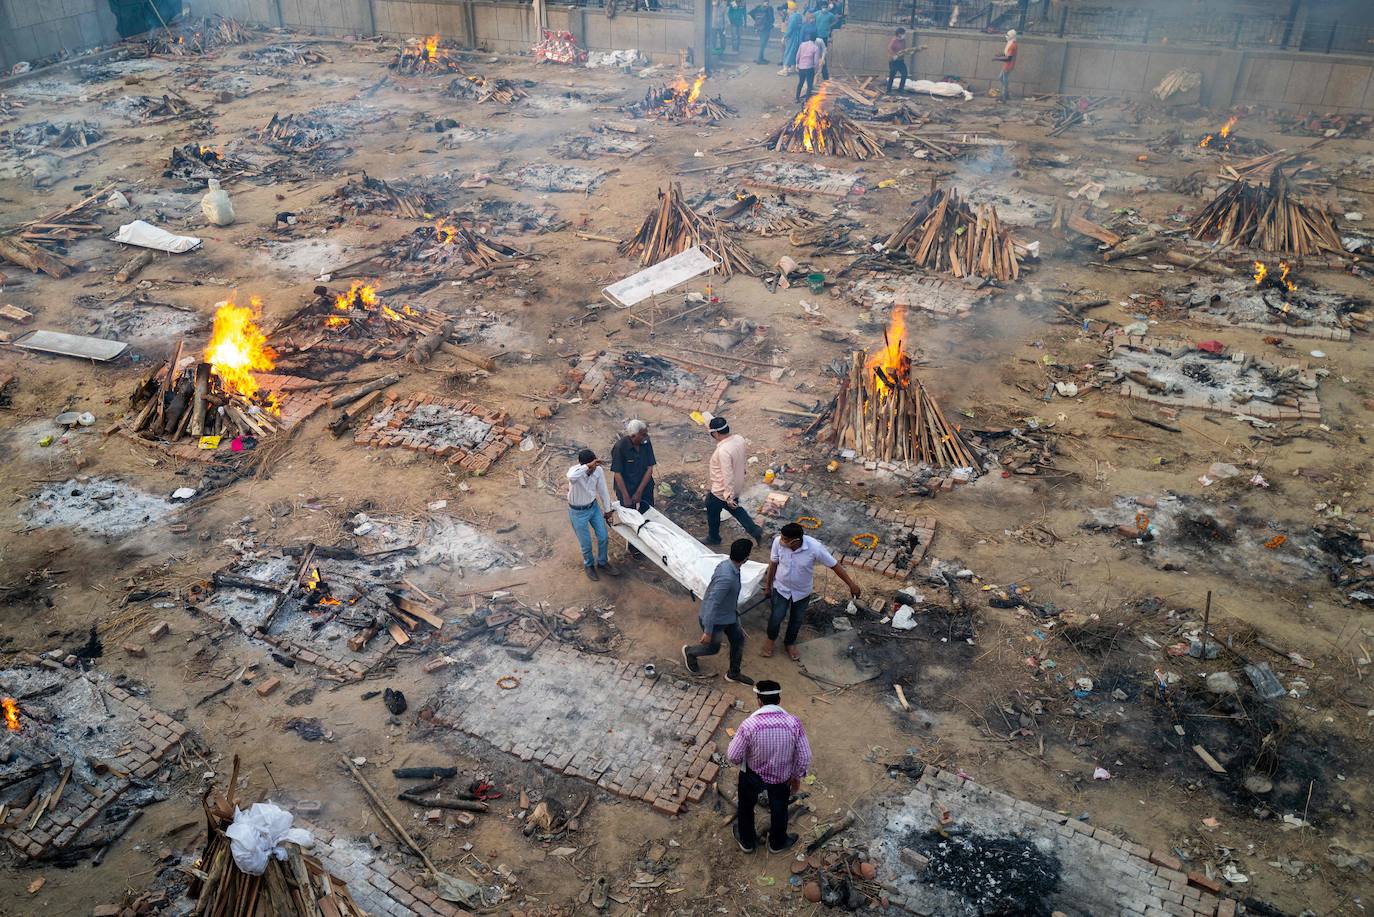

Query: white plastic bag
[[113, 220, 202, 254], [201, 178, 236, 226], [224, 803, 313, 875], [891, 605, 917, 630]]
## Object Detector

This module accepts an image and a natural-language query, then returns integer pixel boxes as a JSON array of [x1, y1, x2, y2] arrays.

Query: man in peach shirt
[[705, 416, 764, 546]]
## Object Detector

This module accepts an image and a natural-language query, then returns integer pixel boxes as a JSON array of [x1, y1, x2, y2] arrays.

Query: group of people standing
[[729, 0, 841, 100]]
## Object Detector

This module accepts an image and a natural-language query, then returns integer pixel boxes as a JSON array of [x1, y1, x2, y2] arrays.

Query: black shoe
[[704, 537, 723, 546], [733, 825, 756, 853], [768, 833, 799, 854], [598, 562, 621, 577], [682, 646, 704, 675], [725, 672, 755, 686], [584, 565, 599, 581]]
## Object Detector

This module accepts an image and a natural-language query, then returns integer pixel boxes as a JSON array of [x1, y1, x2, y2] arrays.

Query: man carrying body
[[705, 416, 764, 545], [683, 539, 755, 685], [727, 680, 811, 854], [994, 29, 1017, 101], [763, 522, 861, 660], [566, 449, 620, 581], [611, 419, 656, 558]]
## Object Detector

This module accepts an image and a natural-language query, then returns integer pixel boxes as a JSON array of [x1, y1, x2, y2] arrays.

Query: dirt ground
[[0, 24, 1372, 917]]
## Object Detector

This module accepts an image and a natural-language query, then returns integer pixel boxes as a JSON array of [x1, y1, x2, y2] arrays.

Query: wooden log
[[328, 389, 384, 438], [440, 343, 495, 371], [1103, 233, 1164, 262], [0, 235, 73, 278], [189, 363, 210, 438], [115, 250, 154, 282], [330, 374, 399, 409]]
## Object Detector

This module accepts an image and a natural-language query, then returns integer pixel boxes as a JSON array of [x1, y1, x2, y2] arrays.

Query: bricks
[[1187, 872, 1222, 895], [255, 677, 282, 697], [1149, 850, 1185, 873], [122, 643, 146, 658], [422, 656, 454, 673], [1216, 900, 1236, 917], [148, 621, 170, 641]]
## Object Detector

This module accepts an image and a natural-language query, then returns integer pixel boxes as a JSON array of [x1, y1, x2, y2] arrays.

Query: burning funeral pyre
[[382, 218, 530, 275], [164, 143, 252, 184], [881, 184, 1025, 281], [824, 309, 979, 469], [619, 183, 761, 277], [391, 34, 464, 74], [1178, 262, 1365, 340], [330, 173, 441, 219], [448, 74, 529, 104], [134, 15, 255, 55], [626, 74, 734, 122], [1196, 114, 1272, 157], [1189, 169, 1342, 256], [124, 297, 283, 444], [764, 88, 883, 160], [269, 280, 453, 369]]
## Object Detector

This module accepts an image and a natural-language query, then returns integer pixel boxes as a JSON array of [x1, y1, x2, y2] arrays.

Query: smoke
[[108, 0, 185, 39]]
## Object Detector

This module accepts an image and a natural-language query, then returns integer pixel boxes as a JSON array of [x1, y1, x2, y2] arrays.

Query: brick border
[[1111, 335, 1321, 422], [890, 768, 1240, 917], [1, 667, 188, 861], [302, 822, 465, 917], [420, 644, 728, 816], [565, 351, 730, 413], [355, 392, 526, 474]]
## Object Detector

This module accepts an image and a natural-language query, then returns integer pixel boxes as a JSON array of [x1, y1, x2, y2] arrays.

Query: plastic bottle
[[200, 178, 235, 226]]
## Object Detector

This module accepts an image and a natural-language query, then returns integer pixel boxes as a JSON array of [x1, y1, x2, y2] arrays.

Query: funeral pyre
[[189, 760, 368, 917], [1175, 263, 1367, 340], [448, 74, 529, 104], [626, 74, 734, 122], [133, 15, 255, 55], [124, 297, 283, 443], [709, 190, 823, 237], [242, 43, 329, 66], [270, 280, 452, 369], [619, 183, 761, 277], [1189, 169, 1342, 256], [257, 111, 346, 154], [3, 120, 101, 150], [1196, 114, 1272, 157], [165, 143, 253, 184], [331, 173, 442, 219], [879, 183, 1026, 281], [380, 219, 530, 275], [823, 308, 980, 470], [765, 88, 883, 160], [391, 34, 465, 74]]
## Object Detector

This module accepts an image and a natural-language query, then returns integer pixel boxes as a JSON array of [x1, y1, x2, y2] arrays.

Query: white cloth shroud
[[113, 219, 202, 253], [611, 506, 766, 607], [224, 802, 313, 875]]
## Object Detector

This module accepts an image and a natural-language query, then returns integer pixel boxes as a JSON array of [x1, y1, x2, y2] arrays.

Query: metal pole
[[1017, 0, 1027, 34], [1279, 0, 1302, 49], [1200, 590, 1212, 657], [1230, 18, 1242, 49], [1325, 19, 1337, 53], [1056, 4, 1067, 38], [1141, 11, 1151, 44], [909, 0, 916, 30]]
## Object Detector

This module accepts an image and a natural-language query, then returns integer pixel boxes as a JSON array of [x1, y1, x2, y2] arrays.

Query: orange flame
[[334, 280, 377, 312], [325, 315, 350, 329], [1253, 260, 1268, 285], [1199, 115, 1239, 149], [866, 306, 908, 395], [381, 304, 402, 321], [423, 35, 440, 61], [435, 218, 459, 245], [688, 74, 706, 104], [1279, 260, 1296, 292], [791, 86, 830, 154], [204, 297, 276, 403], [2, 697, 18, 732]]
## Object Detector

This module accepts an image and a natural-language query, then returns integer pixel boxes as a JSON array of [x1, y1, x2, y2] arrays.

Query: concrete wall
[[829, 26, 1374, 112], [0, 0, 124, 71]]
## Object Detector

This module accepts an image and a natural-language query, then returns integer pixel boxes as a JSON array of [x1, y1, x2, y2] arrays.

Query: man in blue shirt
[[814, 2, 836, 79], [683, 539, 755, 685]]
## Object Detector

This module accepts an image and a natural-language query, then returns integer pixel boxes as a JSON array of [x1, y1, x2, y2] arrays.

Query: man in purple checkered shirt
[[726, 679, 811, 854]]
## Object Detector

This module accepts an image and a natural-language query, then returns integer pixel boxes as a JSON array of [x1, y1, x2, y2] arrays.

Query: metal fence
[[841, 0, 1374, 56], [544, 0, 696, 13]]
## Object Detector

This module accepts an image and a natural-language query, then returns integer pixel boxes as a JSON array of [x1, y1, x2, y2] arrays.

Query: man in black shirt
[[611, 419, 657, 512]]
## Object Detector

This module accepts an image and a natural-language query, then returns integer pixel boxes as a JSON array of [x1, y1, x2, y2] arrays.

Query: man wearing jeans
[[727, 680, 811, 854], [566, 449, 620, 581], [762, 522, 861, 660], [705, 416, 764, 545], [683, 539, 755, 685]]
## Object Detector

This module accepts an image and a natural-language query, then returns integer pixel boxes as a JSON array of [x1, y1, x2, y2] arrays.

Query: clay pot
[[802, 882, 822, 903]]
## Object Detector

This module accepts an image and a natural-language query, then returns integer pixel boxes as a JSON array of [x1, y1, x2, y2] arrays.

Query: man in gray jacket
[[683, 538, 755, 685]]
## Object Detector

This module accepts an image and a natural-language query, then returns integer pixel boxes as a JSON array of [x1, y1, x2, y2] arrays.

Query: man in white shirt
[[566, 448, 620, 581], [762, 522, 861, 659]]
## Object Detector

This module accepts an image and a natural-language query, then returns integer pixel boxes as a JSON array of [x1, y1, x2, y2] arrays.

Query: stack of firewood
[[390, 39, 464, 74], [827, 351, 978, 468], [142, 16, 255, 55], [627, 85, 735, 122], [389, 222, 529, 273], [1219, 149, 1319, 183], [125, 341, 280, 442], [244, 44, 329, 66], [448, 75, 528, 104], [4, 120, 101, 149], [189, 757, 368, 917], [1190, 169, 1342, 256], [883, 185, 1022, 281], [331, 173, 439, 218], [619, 183, 760, 277], [140, 92, 201, 120], [0, 182, 116, 278], [257, 112, 341, 153], [764, 102, 883, 159]]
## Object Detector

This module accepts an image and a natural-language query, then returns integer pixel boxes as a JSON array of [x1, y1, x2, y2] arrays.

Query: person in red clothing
[[994, 28, 1018, 101], [726, 680, 812, 854], [885, 26, 908, 94]]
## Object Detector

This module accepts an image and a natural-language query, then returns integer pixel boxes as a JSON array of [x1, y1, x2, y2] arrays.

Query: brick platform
[[303, 824, 465, 917], [751, 477, 935, 579], [743, 160, 859, 197], [422, 643, 729, 815], [875, 767, 1239, 917], [0, 665, 188, 861], [355, 393, 526, 473], [847, 275, 992, 319], [1110, 335, 1320, 422], [566, 351, 729, 413]]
